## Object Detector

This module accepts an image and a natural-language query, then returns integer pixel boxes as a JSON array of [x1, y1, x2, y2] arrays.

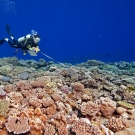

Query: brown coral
[[116, 107, 126, 115], [56, 121, 68, 135], [106, 117, 129, 132], [31, 80, 45, 88], [51, 93, 61, 101], [4, 85, 15, 93], [42, 97, 54, 107], [72, 82, 84, 92], [81, 101, 99, 116], [6, 116, 30, 134], [45, 104, 57, 115], [60, 69, 69, 77], [98, 97, 116, 118], [0, 116, 6, 128]]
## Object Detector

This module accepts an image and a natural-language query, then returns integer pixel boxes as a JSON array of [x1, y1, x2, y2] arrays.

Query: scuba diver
[[0, 25, 40, 55]]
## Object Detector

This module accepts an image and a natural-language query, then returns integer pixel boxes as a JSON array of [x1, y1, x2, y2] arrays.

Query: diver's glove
[[6, 25, 13, 36], [34, 46, 40, 53], [29, 46, 40, 53]]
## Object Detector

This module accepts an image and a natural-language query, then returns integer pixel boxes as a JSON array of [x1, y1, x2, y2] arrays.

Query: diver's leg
[[5, 38, 20, 48], [10, 36, 17, 43]]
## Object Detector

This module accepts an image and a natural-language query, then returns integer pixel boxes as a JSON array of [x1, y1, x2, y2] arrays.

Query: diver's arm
[[18, 34, 31, 42]]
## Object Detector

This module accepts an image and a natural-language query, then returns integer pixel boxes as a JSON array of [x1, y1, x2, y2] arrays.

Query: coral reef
[[98, 97, 116, 118], [6, 116, 30, 134], [44, 123, 55, 135], [106, 117, 129, 132], [81, 101, 99, 116], [72, 119, 102, 135], [0, 99, 9, 116], [0, 57, 134, 134], [117, 101, 134, 109]]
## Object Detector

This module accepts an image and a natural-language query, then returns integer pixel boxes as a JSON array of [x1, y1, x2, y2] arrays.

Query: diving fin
[[6, 24, 13, 36], [0, 39, 5, 45]]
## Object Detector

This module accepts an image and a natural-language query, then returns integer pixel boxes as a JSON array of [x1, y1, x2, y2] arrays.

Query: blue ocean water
[[0, 0, 135, 64]]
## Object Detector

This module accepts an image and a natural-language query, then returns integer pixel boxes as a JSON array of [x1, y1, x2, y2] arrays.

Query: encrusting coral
[[117, 101, 134, 109], [126, 85, 135, 92]]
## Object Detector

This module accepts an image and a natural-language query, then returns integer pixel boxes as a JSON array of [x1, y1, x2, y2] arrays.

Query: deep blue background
[[0, 0, 135, 64]]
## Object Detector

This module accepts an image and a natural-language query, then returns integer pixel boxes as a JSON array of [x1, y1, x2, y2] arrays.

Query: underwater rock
[[115, 61, 132, 70], [1, 76, 10, 82], [0, 57, 19, 66], [37, 59, 47, 67], [86, 60, 105, 66], [18, 72, 29, 80]]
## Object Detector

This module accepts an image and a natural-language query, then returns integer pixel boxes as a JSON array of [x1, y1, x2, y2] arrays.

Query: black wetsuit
[[8, 36, 38, 50]]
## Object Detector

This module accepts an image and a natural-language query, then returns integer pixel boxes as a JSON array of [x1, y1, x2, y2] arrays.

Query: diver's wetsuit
[[8, 36, 38, 50]]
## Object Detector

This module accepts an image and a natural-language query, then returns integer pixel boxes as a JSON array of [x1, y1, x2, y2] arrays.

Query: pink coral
[[0, 87, 7, 99], [4, 84, 15, 93], [42, 97, 54, 107], [44, 123, 56, 135], [61, 85, 70, 94], [6, 116, 30, 134], [72, 119, 102, 135], [81, 101, 99, 116], [7, 91, 23, 104], [45, 104, 57, 115], [98, 97, 116, 118], [115, 120, 135, 135], [106, 117, 129, 132], [15, 80, 27, 88], [29, 97, 42, 108]]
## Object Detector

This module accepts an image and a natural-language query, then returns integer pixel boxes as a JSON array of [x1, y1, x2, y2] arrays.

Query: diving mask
[[31, 30, 37, 36], [31, 30, 40, 44]]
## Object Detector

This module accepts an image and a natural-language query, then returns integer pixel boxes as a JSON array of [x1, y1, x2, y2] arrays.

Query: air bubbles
[[0, 0, 16, 14]]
